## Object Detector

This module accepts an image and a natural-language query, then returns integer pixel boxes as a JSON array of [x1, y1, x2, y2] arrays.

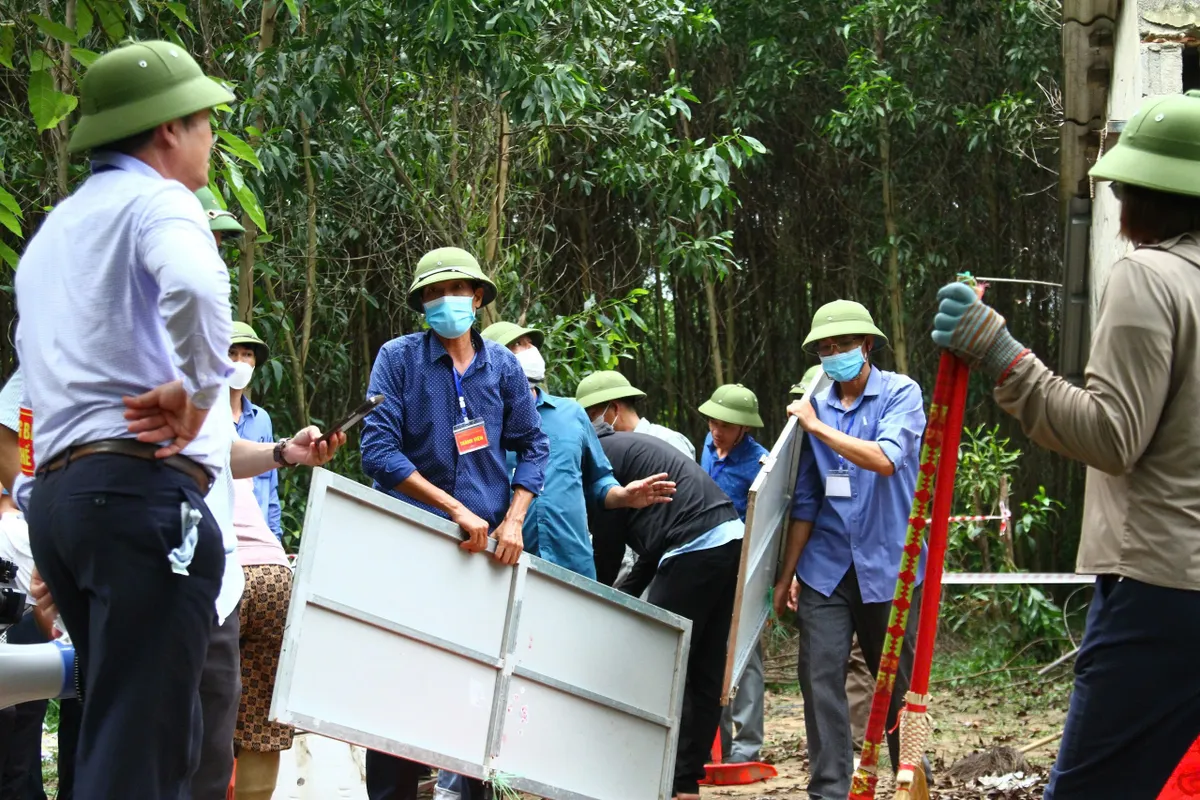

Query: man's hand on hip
[[123, 379, 210, 457]]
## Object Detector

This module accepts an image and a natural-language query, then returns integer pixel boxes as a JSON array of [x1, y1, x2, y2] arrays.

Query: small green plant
[[488, 771, 524, 800]]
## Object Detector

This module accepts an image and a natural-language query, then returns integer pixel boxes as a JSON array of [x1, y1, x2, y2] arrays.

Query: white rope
[[941, 572, 1094, 585], [973, 276, 1063, 288]]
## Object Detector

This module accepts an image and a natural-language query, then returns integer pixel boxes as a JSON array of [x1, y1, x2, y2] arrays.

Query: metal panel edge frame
[[272, 468, 693, 800], [720, 373, 830, 703]]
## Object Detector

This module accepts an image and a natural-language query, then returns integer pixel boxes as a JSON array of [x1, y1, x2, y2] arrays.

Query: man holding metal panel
[[788, 366, 875, 756], [589, 416, 742, 800], [698, 384, 770, 765], [772, 301, 927, 800], [360, 249, 550, 800]]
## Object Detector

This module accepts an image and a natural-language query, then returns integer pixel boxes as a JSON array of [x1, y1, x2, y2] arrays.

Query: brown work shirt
[[995, 232, 1200, 591]]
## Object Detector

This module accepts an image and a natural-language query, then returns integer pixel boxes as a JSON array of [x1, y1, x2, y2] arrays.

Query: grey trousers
[[796, 569, 920, 800], [846, 637, 874, 751], [721, 634, 874, 764], [719, 642, 765, 762]]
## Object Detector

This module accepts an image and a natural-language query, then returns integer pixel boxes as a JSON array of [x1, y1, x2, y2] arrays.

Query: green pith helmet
[[699, 384, 764, 428], [231, 321, 269, 364], [406, 247, 498, 313], [196, 187, 244, 236], [68, 40, 235, 154], [575, 371, 646, 410], [790, 365, 825, 396], [481, 321, 544, 349], [1090, 91, 1200, 198], [803, 299, 888, 353]]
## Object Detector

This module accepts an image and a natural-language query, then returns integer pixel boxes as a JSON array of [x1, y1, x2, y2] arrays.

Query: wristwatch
[[273, 438, 296, 467]]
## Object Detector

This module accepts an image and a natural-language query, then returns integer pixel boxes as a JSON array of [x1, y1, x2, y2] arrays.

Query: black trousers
[[795, 567, 921, 800], [191, 603, 241, 800], [364, 751, 440, 800], [56, 698, 80, 800], [646, 539, 741, 795], [1046, 576, 1200, 799], [28, 454, 224, 800], [0, 611, 48, 800]]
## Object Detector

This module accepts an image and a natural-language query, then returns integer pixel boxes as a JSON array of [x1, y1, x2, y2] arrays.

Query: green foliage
[[941, 425, 1079, 655], [0, 0, 1079, 562]]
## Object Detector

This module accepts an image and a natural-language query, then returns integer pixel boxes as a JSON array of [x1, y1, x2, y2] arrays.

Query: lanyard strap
[[452, 368, 469, 424], [836, 409, 855, 471]]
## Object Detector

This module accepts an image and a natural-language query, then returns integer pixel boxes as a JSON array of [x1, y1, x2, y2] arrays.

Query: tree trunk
[[973, 489, 992, 573], [298, 111, 318, 371], [654, 261, 675, 418], [576, 208, 594, 300], [723, 271, 735, 383], [238, 0, 278, 323], [702, 266, 725, 386], [999, 475, 1015, 567], [262, 274, 307, 423], [41, 0, 75, 199], [481, 102, 510, 327], [480, 105, 508, 326], [875, 27, 908, 374]]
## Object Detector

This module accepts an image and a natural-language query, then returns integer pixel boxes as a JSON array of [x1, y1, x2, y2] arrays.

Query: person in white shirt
[[13, 40, 342, 800]]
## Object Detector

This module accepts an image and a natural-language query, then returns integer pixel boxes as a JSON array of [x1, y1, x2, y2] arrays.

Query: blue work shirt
[[791, 366, 927, 603], [361, 330, 550, 529], [510, 390, 619, 579], [702, 432, 769, 521], [235, 395, 282, 538]]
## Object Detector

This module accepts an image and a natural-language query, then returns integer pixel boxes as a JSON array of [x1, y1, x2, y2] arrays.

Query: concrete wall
[[1089, 0, 1187, 317]]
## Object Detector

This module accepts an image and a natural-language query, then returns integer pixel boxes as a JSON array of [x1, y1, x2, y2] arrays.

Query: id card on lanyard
[[452, 368, 489, 455], [825, 411, 853, 499]]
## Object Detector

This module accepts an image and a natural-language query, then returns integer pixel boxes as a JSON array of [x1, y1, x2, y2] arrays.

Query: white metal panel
[[272, 469, 692, 800], [490, 677, 671, 800], [721, 373, 832, 702]]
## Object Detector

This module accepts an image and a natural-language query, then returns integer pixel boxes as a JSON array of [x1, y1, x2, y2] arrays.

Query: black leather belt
[[38, 438, 212, 495]]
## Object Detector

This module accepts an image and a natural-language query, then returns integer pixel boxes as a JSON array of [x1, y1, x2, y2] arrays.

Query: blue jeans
[[435, 771, 486, 799], [1045, 576, 1200, 799]]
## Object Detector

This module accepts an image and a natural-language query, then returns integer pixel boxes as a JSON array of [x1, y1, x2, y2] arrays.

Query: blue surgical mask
[[821, 348, 866, 383], [424, 295, 477, 340]]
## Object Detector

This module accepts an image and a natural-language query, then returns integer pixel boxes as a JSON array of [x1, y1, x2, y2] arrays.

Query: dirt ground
[[706, 677, 1070, 800]]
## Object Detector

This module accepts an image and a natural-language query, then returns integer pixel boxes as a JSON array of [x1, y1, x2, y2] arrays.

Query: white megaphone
[[0, 638, 76, 709]]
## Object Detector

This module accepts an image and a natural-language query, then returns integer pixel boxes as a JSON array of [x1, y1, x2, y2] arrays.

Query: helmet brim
[[1090, 145, 1200, 199], [698, 399, 763, 428], [230, 336, 269, 363], [68, 75, 235, 154], [576, 385, 646, 411], [207, 211, 245, 235], [406, 269, 498, 313], [802, 321, 888, 353]]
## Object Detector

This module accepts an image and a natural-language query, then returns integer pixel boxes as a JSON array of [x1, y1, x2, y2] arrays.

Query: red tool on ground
[[1159, 736, 1200, 799], [892, 353, 970, 800], [849, 344, 970, 800], [699, 731, 779, 786]]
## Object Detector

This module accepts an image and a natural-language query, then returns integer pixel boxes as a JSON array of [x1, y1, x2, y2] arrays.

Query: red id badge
[[454, 417, 489, 455], [18, 406, 33, 476]]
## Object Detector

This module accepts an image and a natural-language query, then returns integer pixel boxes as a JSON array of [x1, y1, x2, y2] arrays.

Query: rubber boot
[[234, 749, 281, 800]]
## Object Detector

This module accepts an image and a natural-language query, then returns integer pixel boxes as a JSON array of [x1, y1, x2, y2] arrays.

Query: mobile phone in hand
[[318, 394, 385, 443]]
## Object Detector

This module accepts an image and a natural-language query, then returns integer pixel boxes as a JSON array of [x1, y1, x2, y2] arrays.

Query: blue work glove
[[932, 283, 1029, 381]]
